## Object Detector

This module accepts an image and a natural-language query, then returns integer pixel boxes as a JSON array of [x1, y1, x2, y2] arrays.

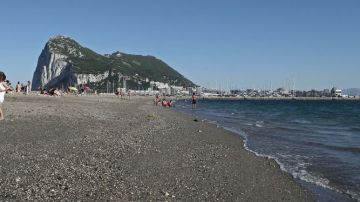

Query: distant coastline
[[176, 96, 360, 101], [198, 96, 360, 101]]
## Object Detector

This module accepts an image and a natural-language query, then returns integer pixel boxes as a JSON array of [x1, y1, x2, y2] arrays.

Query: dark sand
[[0, 95, 314, 201]]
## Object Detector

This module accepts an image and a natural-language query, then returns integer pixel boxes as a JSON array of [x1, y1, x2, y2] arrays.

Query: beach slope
[[0, 95, 314, 201]]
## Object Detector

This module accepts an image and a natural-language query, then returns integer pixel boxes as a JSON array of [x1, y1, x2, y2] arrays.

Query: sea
[[175, 99, 360, 202]]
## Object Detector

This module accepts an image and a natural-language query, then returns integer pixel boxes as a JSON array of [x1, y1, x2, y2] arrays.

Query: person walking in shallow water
[[192, 92, 197, 109], [0, 71, 11, 121]]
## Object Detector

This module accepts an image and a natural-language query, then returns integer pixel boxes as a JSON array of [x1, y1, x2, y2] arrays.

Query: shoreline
[[173, 99, 358, 202], [0, 94, 314, 201], [196, 118, 356, 202]]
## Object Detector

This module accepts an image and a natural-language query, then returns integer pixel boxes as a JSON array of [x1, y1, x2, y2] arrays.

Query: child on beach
[[161, 99, 167, 107], [154, 95, 160, 105], [0, 71, 11, 121], [167, 100, 175, 107]]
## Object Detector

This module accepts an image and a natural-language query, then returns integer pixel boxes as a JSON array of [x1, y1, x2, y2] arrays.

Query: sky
[[0, 0, 359, 90]]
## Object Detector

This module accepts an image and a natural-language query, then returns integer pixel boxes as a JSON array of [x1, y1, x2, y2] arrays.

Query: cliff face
[[32, 36, 195, 91], [32, 43, 72, 90]]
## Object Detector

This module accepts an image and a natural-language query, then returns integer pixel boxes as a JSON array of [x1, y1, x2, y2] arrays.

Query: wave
[[173, 102, 359, 201], [291, 118, 312, 124], [351, 127, 360, 132], [270, 125, 311, 133], [324, 145, 360, 154], [255, 121, 264, 128], [304, 141, 360, 154], [218, 125, 358, 201]]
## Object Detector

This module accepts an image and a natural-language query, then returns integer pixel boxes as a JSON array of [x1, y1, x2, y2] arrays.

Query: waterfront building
[[322, 89, 331, 97], [170, 86, 183, 95], [331, 87, 342, 97], [196, 87, 203, 95], [188, 87, 193, 96], [335, 89, 342, 97]]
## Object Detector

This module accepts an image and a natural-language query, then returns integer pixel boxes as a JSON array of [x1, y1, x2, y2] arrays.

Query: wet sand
[[0, 94, 314, 201]]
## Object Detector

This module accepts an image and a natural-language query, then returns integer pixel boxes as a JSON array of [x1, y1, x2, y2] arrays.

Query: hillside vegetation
[[49, 36, 195, 88]]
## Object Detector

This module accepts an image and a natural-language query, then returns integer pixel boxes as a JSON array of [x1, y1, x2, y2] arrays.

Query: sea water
[[176, 99, 360, 202]]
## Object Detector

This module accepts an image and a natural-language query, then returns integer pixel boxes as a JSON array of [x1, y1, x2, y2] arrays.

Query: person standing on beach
[[192, 92, 197, 109], [116, 87, 121, 98], [28, 81, 31, 93], [16, 82, 22, 93], [120, 89, 124, 99], [0, 71, 11, 121], [25, 81, 31, 95]]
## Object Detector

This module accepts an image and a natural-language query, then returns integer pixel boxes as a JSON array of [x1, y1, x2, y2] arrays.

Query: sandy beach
[[0, 94, 314, 201]]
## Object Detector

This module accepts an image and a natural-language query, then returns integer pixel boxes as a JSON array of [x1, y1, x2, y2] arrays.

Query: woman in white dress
[[0, 71, 11, 121]]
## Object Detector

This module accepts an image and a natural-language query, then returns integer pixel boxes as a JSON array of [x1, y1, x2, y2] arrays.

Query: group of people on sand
[[154, 93, 198, 109], [115, 87, 131, 100], [38, 87, 61, 96], [15, 81, 31, 94], [39, 85, 89, 97], [0, 71, 12, 121], [154, 94, 175, 108], [0, 79, 32, 96]]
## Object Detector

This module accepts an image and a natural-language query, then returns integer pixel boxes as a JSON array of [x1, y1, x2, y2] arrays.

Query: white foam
[[346, 190, 360, 201], [292, 118, 312, 124], [220, 125, 355, 201], [255, 120, 264, 128], [174, 106, 359, 201]]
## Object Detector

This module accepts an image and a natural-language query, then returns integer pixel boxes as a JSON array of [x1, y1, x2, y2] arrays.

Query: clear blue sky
[[0, 0, 359, 90]]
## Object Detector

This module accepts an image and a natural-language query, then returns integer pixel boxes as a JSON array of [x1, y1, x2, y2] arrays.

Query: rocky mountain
[[32, 36, 195, 91]]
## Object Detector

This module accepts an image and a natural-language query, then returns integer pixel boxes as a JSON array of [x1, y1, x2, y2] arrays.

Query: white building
[[196, 87, 202, 95], [335, 89, 342, 97], [170, 86, 183, 95], [188, 87, 194, 95]]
